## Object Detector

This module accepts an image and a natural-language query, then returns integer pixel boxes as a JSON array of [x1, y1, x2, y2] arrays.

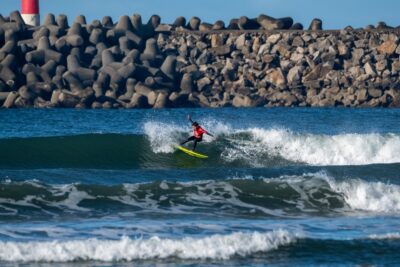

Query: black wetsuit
[[181, 136, 202, 151]]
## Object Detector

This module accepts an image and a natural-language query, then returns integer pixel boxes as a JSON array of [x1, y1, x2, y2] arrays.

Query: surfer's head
[[192, 122, 199, 128]]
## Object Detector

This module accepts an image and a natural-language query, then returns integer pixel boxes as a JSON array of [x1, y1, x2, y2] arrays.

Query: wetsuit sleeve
[[201, 128, 207, 134], [203, 128, 214, 137]]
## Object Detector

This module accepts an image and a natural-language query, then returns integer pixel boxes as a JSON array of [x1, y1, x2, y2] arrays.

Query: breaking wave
[[2, 172, 400, 220], [0, 120, 398, 169], [0, 230, 295, 262]]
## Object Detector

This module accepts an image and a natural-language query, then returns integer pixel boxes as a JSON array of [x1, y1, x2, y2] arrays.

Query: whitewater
[[144, 121, 400, 165], [0, 108, 400, 266]]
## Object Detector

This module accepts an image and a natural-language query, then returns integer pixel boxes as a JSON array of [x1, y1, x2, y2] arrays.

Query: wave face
[[2, 173, 400, 220], [0, 123, 399, 169]]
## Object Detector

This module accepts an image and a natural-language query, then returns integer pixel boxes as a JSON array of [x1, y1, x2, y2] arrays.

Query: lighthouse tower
[[21, 0, 40, 26]]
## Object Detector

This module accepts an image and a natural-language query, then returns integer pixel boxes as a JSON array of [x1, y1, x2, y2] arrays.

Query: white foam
[[143, 120, 226, 153], [251, 172, 400, 214], [224, 128, 400, 166], [49, 184, 94, 212], [0, 182, 94, 216], [368, 233, 400, 240], [200, 118, 232, 138], [325, 177, 400, 213], [143, 121, 183, 153], [271, 171, 400, 214], [0, 230, 295, 262]]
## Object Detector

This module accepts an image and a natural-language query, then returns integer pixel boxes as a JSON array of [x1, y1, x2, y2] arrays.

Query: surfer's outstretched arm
[[187, 115, 194, 124], [206, 132, 214, 137]]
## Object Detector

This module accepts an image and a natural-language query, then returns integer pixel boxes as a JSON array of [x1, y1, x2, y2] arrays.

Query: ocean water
[[0, 108, 400, 266]]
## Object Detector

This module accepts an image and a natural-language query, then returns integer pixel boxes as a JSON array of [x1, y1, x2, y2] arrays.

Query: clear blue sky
[[1, 0, 399, 29]]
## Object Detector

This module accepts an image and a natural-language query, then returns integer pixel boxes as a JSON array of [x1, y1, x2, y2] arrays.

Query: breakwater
[[0, 11, 399, 108]]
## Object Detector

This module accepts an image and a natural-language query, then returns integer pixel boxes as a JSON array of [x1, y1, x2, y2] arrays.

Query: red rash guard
[[194, 126, 207, 139]]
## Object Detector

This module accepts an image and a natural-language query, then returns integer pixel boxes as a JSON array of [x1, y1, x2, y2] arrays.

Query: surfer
[[180, 115, 214, 151]]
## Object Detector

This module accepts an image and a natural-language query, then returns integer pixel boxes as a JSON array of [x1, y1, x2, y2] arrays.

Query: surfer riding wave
[[180, 115, 214, 151]]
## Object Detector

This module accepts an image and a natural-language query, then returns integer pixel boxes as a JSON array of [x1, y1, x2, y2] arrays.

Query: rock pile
[[0, 11, 399, 108]]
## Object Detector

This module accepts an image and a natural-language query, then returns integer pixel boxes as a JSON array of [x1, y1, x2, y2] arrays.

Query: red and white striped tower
[[21, 0, 40, 26]]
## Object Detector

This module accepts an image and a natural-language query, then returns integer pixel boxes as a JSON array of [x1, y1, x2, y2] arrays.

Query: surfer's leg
[[181, 136, 195, 146], [193, 140, 198, 151], [192, 137, 202, 151]]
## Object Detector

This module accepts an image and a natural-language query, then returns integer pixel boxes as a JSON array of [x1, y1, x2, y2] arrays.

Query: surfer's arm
[[187, 115, 194, 123], [205, 131, 214, 137]]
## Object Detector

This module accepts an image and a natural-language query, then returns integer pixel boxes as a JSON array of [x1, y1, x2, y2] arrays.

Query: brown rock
[[197, 77, 211, 91], [235, 34, 246, 50], [59, 90, 80, 108], [232, 95, 254, 107], [368, 88, 382, 98], [318, 97, 336, 107], [153, 92, 168, 108], [356, 88, 368, 102], [367, 98, 381, 107], [267, 34, 281, 45], [135, 83, 152, 96], [386, 88, 400, 107], [391, 60, 400, 74], [2, 91, 18, 108], [351, 48, 364, 63], [338, 43, 350, 57], [378, 40, 397, 55], [273, 91, 298, 106], [211, 34, 224, 48], [50, 89, 62, 105], [180, 73, 195, 93], [287, 66, 303, 84], [198, 93, 210, 107], [209, 45, 231, 56], [102, 101, 112, 109], [266, 68, 286, 87], [263, 54, 275, 64], [272, 42, 291, 58], [375, 60, 388, 72], [364, 62, 376, 76], [129, 93, 148, 108], [309, 18, 323, 30], [91, 102, 102, 109], [147, 91, 158, 106], [14, 97, 31, 108], [252, 37, 261, 54], [292, 36, 304, 47], [169, 92, 189, 107]]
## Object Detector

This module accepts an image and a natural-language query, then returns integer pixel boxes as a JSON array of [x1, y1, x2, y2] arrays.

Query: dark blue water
[[0, 108, 400, 266]]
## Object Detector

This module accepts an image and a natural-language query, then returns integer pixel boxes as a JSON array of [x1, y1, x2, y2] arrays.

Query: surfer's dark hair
[[192, 122, 199, 127]]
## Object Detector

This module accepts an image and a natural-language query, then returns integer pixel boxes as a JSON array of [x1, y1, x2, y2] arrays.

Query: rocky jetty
[[0, 11, 399, 108]]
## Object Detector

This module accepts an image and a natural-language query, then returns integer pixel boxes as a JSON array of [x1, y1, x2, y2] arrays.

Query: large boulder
[[266, 68, 286, 87]]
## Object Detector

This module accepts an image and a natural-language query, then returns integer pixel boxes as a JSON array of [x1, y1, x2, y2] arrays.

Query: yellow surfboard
[[175, 146, 209, 159]]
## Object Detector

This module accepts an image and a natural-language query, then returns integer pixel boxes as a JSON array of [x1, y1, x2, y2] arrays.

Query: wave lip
[[0, 230, 295, 262]]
